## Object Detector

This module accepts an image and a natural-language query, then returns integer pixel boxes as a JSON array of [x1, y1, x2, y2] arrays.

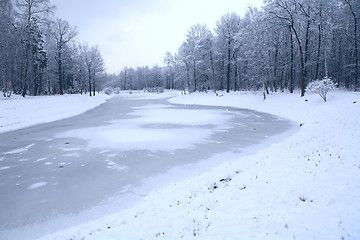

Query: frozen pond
[[0, 95, 294, 239]]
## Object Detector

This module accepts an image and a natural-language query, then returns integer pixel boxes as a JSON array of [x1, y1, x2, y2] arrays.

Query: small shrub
[[306, 77, 337, 102], [144, 87, 164, 93], [103, 87, 113, 95], [103, 87, 121, 95]]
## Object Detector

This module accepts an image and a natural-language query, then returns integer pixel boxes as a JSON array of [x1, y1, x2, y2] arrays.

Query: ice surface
[[28, 182, 47, 190], [4, 143, 35, 155], [33, 158, 47, 163], [129, 107, 230, 125], [57, 125, 214, 151], [57, 106, 233, 152]]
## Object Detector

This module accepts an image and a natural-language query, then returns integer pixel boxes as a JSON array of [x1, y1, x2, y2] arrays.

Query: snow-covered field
[[1, 90, 359, 240], [0, 94, 111, 134]]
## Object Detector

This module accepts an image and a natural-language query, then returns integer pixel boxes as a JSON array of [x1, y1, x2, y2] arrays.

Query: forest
[[1, 0, 359, 97], [0, 0, 105, 97]]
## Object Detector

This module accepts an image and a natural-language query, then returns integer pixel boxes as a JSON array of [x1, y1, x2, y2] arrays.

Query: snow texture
[[28, 182, 48, 190], [56, 106, 231, 152], [1, 90, 359, 240], [0, 94, 111, 134]]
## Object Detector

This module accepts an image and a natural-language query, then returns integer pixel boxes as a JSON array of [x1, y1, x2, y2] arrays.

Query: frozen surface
[[28, 182, 48, 190], [57, 106, 233, 151], [130, 107, 228, 124], [0, 93, 293, 240]]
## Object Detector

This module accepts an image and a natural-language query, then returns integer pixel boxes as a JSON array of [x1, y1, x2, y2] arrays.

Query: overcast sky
[[52, 0, 264, 73]]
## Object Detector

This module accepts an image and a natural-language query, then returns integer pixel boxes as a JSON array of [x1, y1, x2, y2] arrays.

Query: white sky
[[52, 0, 264, 73]]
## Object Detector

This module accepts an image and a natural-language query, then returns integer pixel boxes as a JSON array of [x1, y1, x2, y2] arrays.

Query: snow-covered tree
[[15, 0, 54, 97], [52, 18, 78, 95], [80, 44, 105, 96], [0, 0, 16, 97], [215, 13, 241, 93], [306, 77, 337, 102]]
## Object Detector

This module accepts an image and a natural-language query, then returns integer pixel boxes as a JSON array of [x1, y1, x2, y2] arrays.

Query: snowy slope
[[32, 90, 360, 240], [0, 94, 111, 134]]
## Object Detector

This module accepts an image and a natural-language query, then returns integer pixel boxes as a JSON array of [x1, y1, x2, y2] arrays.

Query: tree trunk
[[234, 56, 238, 91], [92, 74, 96, 96], [226, 38, 231, 93], [193, 60, 197, 92], [289, 27, 294, 93], [354, 11, 359, 90], [291, 25, 306, 97], [58, 51, 63, 95], [304, 18, 311, 84], [33, 62, 38, 95], [186, 63, 191, 94], [274, 40, 279, 92], [22, 41, 31, 97], [210, 50, 216, 92], [315, 24, 322, 80], [88, 68, 92, 96]]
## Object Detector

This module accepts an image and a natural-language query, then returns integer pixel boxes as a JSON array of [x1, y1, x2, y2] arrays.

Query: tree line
[[109, 0, 359, 95], [2, 0, 359, 97], [0, 0, 105, 97]]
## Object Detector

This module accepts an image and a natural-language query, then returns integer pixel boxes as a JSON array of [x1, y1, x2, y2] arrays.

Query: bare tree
[[164, 51, 175, 89], [215, 13, 241, 93], [80, 44, 105, 96], [268, 0, 307, 96], [52, 18, 78, 95], [181, 24, 213, 92]]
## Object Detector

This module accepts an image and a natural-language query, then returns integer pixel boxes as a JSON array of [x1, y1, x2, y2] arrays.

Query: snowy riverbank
[[2, 90, 360, 240], [0, 94, 111, 134]]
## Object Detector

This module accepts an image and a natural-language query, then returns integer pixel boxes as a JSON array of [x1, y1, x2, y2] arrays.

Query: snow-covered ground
[[0, 94, 111, 134], [1, 90, 359, 240]]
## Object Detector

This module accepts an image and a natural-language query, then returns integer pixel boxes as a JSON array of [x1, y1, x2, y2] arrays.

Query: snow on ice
[[4, 143, 35, 155], [28, 182, 48, 190], [56, 104, 232, 152]]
